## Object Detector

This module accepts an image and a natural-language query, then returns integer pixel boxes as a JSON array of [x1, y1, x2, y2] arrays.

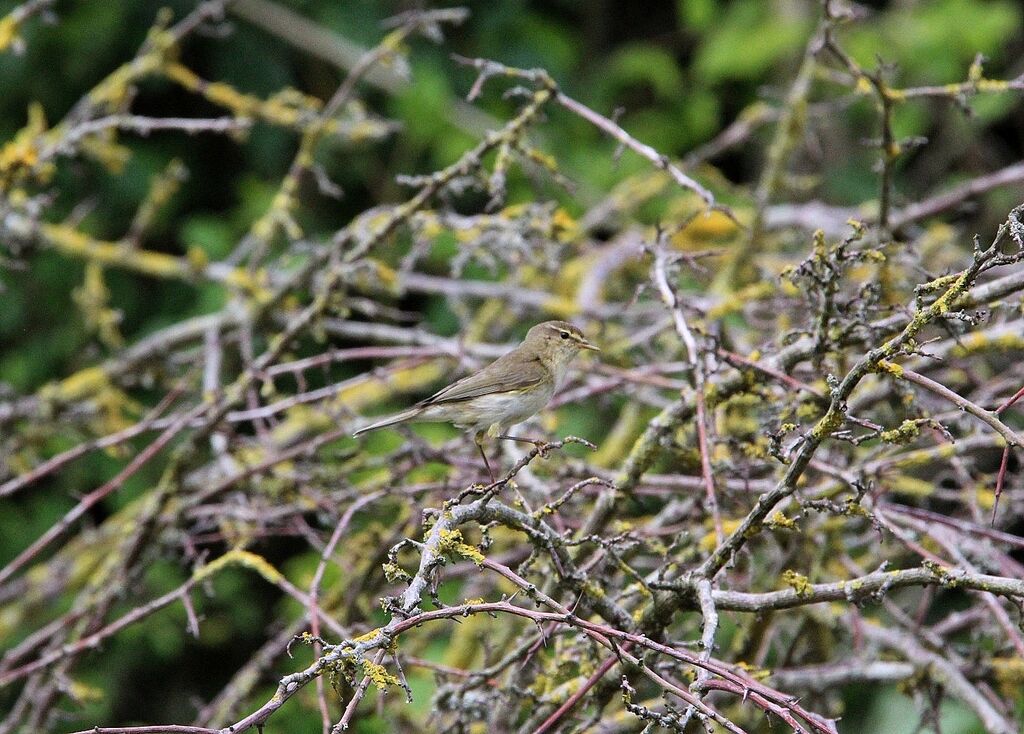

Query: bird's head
[[523, 320, 600, 370]]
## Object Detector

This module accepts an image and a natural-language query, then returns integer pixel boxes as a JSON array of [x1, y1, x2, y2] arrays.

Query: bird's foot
[[495, 434, 552, 457]]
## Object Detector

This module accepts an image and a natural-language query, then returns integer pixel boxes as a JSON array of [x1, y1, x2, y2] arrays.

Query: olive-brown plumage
[[353, 321, 599, 479]]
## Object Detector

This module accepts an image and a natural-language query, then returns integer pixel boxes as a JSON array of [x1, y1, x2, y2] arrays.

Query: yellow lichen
[[73, 262, 123, 347], [977, 79, 1010, 93], [950, 332, 1024, 357], [39, 366, 109, 403], [41, 223, 189, 279], [765, 511, 798, 530], [975, 488, 996, 510], [707, 281, 776, 319], [886, 475, 935, 497], [550, 207, 579, 242], [193, 549, 285, 585], [382, 562, 411, 583], [734, 661, 772, 680], [351, 627, 383, 644], [879, 419, 920, 445], [361, 659, 400, 690], [781, 569, 813, 597], [0, 15, 19, 53], [992, 656, 1024, 699], [810, 408, 844, 440], [0, 102, 47, 182], [437, 528, 486, 566], [875, 359, 904, 378], [79, 133, 131, 174], [698, 519, 742, 552]]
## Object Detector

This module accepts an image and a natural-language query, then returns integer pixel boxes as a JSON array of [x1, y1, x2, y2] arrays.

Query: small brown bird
[[353, 321, 599, 480]]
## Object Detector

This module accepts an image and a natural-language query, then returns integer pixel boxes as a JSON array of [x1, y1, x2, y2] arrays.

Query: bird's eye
[[560, 332, 569, 340]]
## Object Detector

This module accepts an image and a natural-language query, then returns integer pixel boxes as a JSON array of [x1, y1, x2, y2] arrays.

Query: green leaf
[[695, 0, 812, 82], [603, 45, 685, 101], [181, 215, 236, 260], [677, 0, 716, 31], [843, 0, 1020, 83]]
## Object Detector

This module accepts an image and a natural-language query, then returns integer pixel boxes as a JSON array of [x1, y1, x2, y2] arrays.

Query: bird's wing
[[418, 355, 549, 406]]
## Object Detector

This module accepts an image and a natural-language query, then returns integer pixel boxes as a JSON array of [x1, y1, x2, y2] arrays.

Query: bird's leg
[[495, 434, 551, 456], [475, 432, 496, 483]]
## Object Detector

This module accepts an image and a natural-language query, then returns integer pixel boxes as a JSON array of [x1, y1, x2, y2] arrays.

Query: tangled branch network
[[1, 1, 1024, 733]]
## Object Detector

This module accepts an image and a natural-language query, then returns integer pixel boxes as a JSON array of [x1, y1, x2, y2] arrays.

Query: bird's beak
[[578, 338, 600, 352]]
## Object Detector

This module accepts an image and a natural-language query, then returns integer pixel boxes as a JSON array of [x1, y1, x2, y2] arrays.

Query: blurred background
[[1, 1, 1022, 732], [3, 0, 1022, 396]]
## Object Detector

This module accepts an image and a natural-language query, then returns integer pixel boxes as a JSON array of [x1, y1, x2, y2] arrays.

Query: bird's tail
[[352, 408, 421, 437]]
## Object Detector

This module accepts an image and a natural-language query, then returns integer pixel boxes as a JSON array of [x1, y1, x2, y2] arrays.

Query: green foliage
[[694, 0, 813, 82], [843, 0, 1021, 82]]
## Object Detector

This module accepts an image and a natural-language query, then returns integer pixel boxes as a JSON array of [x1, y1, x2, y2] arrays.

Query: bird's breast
[[460, 382, 555, 432]]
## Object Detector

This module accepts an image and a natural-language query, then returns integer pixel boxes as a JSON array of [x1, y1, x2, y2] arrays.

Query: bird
[[352, 320, 599, 481]]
